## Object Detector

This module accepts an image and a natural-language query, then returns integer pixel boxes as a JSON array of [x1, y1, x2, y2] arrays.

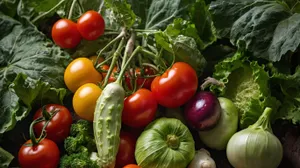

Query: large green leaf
[[209, 0, 300, 62], [189, 0, 216, 49], [0, 0, 18, 17], [104, 0, 137, 28], [145, 0, 194, 30], [0, 13, 70, 134], [211, 51, 280, 128], [0, 147, 13, 168]]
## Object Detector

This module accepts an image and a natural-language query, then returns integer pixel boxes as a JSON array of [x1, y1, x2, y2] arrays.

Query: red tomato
[[77, 10, 105, 40], [18, 138, 60, 168], [125, 66, 155, 90], [122, 89, 157, 128], [116, 131, 137, 168], [123, 164, 141, 168], [33, 104, 73, 143], [101, 64, 118, 83], [151, 62, 198, 108], [51, 19, 81, 48]]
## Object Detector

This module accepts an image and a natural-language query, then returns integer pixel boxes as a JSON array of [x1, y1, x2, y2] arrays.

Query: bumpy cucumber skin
[[93, 82, 125, 168]]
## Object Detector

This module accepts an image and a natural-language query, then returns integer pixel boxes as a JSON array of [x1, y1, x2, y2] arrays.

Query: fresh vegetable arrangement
[[1, 0, 300, 168]]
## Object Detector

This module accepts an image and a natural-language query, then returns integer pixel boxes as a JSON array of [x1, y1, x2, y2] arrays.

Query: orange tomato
[[73, 83, 102, 121], [64, 57, 103, 92]]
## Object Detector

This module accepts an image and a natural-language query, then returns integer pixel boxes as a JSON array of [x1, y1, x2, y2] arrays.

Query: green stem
[[32, 0, 66, 23], [95, 28, 126, 66], [250, 107, 273, 132], [95, 55, 114, 70], [76, 0, 85, 14], [166, 134, 180, 150], [41, 106, 51, 120], [134, 29, 158, 33], [116, 46, 142, 83], [68, 0, 78, 19], [121, 32, 136, 70], [98, 0, 105, 14], [103, 38, 125, 87], [142, 63, 159, 72], [29, 118, 44, 146]]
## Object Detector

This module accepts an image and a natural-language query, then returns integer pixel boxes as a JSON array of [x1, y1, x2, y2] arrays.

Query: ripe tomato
[[73, 83, 102, 121], [101, 64, 118, 83], [125, 66, 155, 90], [33, 104, 72, 143], [51, 19, 81, 48], [123, 164, 141, 168], [64, 57, 103, 93], [116, 131, 137, 168], [77, 10, 105, 40], [18, 138, 60, 168], [122, 89, 157, 128], [151, 62, 198, 108]]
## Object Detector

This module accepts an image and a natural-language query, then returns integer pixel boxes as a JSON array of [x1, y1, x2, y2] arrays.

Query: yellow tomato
[[64, 57, 103, 92], [89, 55, 104, 64], [73, 83, 102, 121]]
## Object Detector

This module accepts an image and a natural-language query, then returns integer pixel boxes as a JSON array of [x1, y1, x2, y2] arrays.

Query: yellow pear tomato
[[73, 83, 102, 121], [64, 57, 103, 92]]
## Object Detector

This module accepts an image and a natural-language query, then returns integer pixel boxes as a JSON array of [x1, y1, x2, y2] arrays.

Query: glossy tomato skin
[[123, 164, 141, 168], [122, 89, 157, 128], [77, 10, 105, 40], [33, 104, 73, 143], [151, 62, 198, 108], [64, 57, 103, 93], [116, 131, 137, 168], [73, 83, 102, 121], [18, 138, 60, 168], [125, 66, 155, 90], [51, 19, 81, 48]]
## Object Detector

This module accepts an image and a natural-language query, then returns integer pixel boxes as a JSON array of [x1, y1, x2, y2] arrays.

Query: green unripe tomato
[[135, 118, 195, 168]]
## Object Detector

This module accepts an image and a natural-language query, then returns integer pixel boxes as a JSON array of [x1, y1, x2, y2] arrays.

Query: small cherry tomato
[[101, 64, 118, 83], [33, 104, 73, 143], [64, 57, 103, 93], [116, 131, 137, 168], [51, 19, 81, 48], [77, 10, 105, 40], [151, 62, 198, 108], [125, 66, 156, 90], [122, 88, 157, 128], [123, 164, 141, 168], [73, 83, 102, 121], [18, 138, 60, 168]]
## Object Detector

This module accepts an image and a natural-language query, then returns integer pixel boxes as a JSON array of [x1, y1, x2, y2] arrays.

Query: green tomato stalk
[[226, 107, 283, 168]]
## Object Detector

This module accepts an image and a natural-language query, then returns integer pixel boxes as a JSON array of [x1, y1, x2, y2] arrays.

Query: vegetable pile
[[1, 0, 300, 168]]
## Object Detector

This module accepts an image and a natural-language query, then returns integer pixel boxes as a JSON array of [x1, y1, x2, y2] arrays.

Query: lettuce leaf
[[0, 13, 70, 134], [0, 147, 13, 168], [271, 66, 300, 124], [211, 51, 280, 128], [209, 0, 300, 62]]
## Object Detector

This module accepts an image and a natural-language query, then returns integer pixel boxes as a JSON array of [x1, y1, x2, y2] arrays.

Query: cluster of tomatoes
[[51, 10, 105, 49], [18, 104, 73, 168]]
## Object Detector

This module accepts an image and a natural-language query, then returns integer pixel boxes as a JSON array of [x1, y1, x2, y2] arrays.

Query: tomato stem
[[76, 0, 84, 14], [121, 32, 136, 70], [103, 37, 125, 87], [32, 0, 66, 23], [28, 108, 60, 146], [95, 28, 126, 67], [116, 46, 142, 83], [41, 106, 51, 120], [68, 0, 78, 20]]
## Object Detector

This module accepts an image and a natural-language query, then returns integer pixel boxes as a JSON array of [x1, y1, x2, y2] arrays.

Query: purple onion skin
[[184, 91, 221, 131]]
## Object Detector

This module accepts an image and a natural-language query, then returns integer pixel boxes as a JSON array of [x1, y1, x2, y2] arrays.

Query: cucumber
[[93, 82, 125, 168]]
